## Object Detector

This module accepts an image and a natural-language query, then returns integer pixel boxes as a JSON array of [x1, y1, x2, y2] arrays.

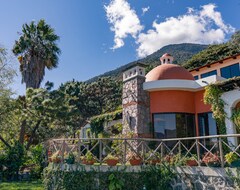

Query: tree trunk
[[19, 120, 26, 145], [26, 120, 41, 150]]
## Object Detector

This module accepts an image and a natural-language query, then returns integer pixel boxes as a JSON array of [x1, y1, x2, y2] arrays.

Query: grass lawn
[[0, 181, 43, 190]]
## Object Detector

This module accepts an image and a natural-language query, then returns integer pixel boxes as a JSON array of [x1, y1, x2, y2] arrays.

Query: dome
[[145, 64, 194, 82], [161, 53, 172, 57]]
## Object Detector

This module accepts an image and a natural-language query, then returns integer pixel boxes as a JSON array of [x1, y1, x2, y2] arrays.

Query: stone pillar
[[122, 63, 151, 137]]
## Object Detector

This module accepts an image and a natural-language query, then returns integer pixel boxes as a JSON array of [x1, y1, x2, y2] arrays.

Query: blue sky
[[0, 0, 239, 95]]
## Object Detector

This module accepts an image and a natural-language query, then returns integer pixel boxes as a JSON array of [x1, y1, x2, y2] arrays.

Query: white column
[[222, 90, 240, 147]]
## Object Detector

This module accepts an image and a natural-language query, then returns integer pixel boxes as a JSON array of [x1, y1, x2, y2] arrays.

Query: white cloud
[[142, 6, 150, 15], [104, 0, 143, 49], [137, 3, 235, 58]]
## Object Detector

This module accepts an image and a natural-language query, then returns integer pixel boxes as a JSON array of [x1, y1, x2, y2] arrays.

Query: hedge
[[43, 164, 175, 190]]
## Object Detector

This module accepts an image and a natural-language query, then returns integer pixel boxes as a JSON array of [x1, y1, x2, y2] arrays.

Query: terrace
[[45, 134, 240, 189]]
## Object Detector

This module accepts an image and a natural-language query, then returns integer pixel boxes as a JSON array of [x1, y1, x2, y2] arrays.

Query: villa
[[122, 53, 240, 145]]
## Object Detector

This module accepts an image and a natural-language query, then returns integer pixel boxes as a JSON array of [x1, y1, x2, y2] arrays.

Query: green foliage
[[90, 109, 122, 136], [85, 151, 94, 161], [0, 181, 43, 190], [0, 47, 15, 95], [64, 152, 75, 164], [204, 84, 226, 134], [183, 43, 240, 69], [13, 19, 61, 89], [0, 142, 24, 180], [225, 152, 239, 165], [27, 144, 46, 179], [183, 31, 240, 70], [231, 108, 240, 131], [43, 165, 175, 190], [108, 173, 124, 190]]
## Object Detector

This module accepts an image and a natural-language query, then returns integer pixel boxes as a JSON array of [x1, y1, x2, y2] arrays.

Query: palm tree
[[13, 19, 61, 89]]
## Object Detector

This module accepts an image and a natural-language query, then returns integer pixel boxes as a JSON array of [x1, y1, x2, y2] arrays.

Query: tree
[[0, 47, 15, 95], [0, 47, 16, 148], [12, 19, 60, 89]]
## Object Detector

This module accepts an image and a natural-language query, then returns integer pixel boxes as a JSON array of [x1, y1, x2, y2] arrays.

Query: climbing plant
[[204, 84, 226, 134], [231, 108, 240, 131], [90, 109, 122, 136], [204, 77, 240, 135]]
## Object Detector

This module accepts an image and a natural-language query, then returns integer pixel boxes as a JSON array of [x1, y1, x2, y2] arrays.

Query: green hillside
[[183, 31, 240, 69], [87, 31, 240, 82], [87, 43, 208, 82]]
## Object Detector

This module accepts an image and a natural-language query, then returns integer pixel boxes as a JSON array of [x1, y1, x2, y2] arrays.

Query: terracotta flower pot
[[52, 157, 61, 163], [129, 158, 142, 166], [186, 159, 198, 166], [106, 159, 118, 166], [82, 159, 95, 165]]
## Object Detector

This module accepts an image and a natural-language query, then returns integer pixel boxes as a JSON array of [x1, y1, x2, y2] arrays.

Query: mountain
[[183, 32, 240, 69], [87, 43, 208, 82]]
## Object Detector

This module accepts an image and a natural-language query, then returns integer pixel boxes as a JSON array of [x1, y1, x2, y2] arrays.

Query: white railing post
[[218, 137, 224, 168], [196, 139, 201, 166]]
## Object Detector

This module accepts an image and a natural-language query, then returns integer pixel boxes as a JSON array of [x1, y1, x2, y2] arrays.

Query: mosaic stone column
[[122, 63, 151, 137]]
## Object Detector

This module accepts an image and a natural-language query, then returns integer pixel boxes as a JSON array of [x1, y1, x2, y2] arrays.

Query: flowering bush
[[202, 152, 220, 166]]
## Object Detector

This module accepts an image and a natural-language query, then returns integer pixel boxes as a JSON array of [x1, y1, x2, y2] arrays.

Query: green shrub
[[1, 142, 24, 181], [43, 164, 175, 190]]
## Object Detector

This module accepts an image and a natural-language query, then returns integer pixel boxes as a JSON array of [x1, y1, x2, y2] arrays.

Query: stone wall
[[49, 164, 239, 190], [122, 75, 150, 136]]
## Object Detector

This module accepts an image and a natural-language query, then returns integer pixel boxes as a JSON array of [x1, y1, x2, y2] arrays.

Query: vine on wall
[[204, 84, 226, 134], [90, 109, 122, 136]]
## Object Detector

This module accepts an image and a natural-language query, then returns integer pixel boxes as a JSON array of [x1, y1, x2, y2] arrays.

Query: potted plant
[[145, 151, 161, 165], [127, 152, 142, 166], [64, 152, 75, 164], [104, 154, 119, 166], [82, 151, 95, 165], [202, 152, 220, 167], [51, 151, 62, 163], [225, 152, 240, 167], [186, 155, 198, 166]]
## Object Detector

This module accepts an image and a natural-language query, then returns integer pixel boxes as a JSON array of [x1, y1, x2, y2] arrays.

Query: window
[[194, 75, 199, 80], [200, 70, 217, 78], [198, 112, 218, 150], [220, 63, 240, 79], [198, 112, 217, 136], [153, 113, 195, 139]]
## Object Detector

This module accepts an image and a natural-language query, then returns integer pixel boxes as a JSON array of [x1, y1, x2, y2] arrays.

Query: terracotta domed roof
[[161, 53, 172, 57], [145, 64, 194, 82]]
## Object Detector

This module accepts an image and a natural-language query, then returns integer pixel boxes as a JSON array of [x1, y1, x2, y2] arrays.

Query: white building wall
[[221, 89, 240, 146]]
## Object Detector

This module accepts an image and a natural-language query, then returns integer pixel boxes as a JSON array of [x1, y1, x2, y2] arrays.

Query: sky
[[0, 0, 240, 95]]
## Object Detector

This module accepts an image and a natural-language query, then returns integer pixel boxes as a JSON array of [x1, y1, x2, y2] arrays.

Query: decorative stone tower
[[160, 53, 174, 64], [122, 62, 150, 137]]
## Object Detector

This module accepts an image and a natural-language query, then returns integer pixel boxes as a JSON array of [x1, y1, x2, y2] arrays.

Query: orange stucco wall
[[149, 89, 212, 137], [194, 90, 211, 113], [150, 90, 195, 113], [150, 90, 211, 114]]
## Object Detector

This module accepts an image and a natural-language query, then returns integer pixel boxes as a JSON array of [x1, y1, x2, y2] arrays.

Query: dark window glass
[[198, 112, 218, 151], [153, 113, 195, 139], [220, 63, 240, 79], [198, 112, 217, 136], [194, 75, 199, 80], [200, 70, 217, 78]]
